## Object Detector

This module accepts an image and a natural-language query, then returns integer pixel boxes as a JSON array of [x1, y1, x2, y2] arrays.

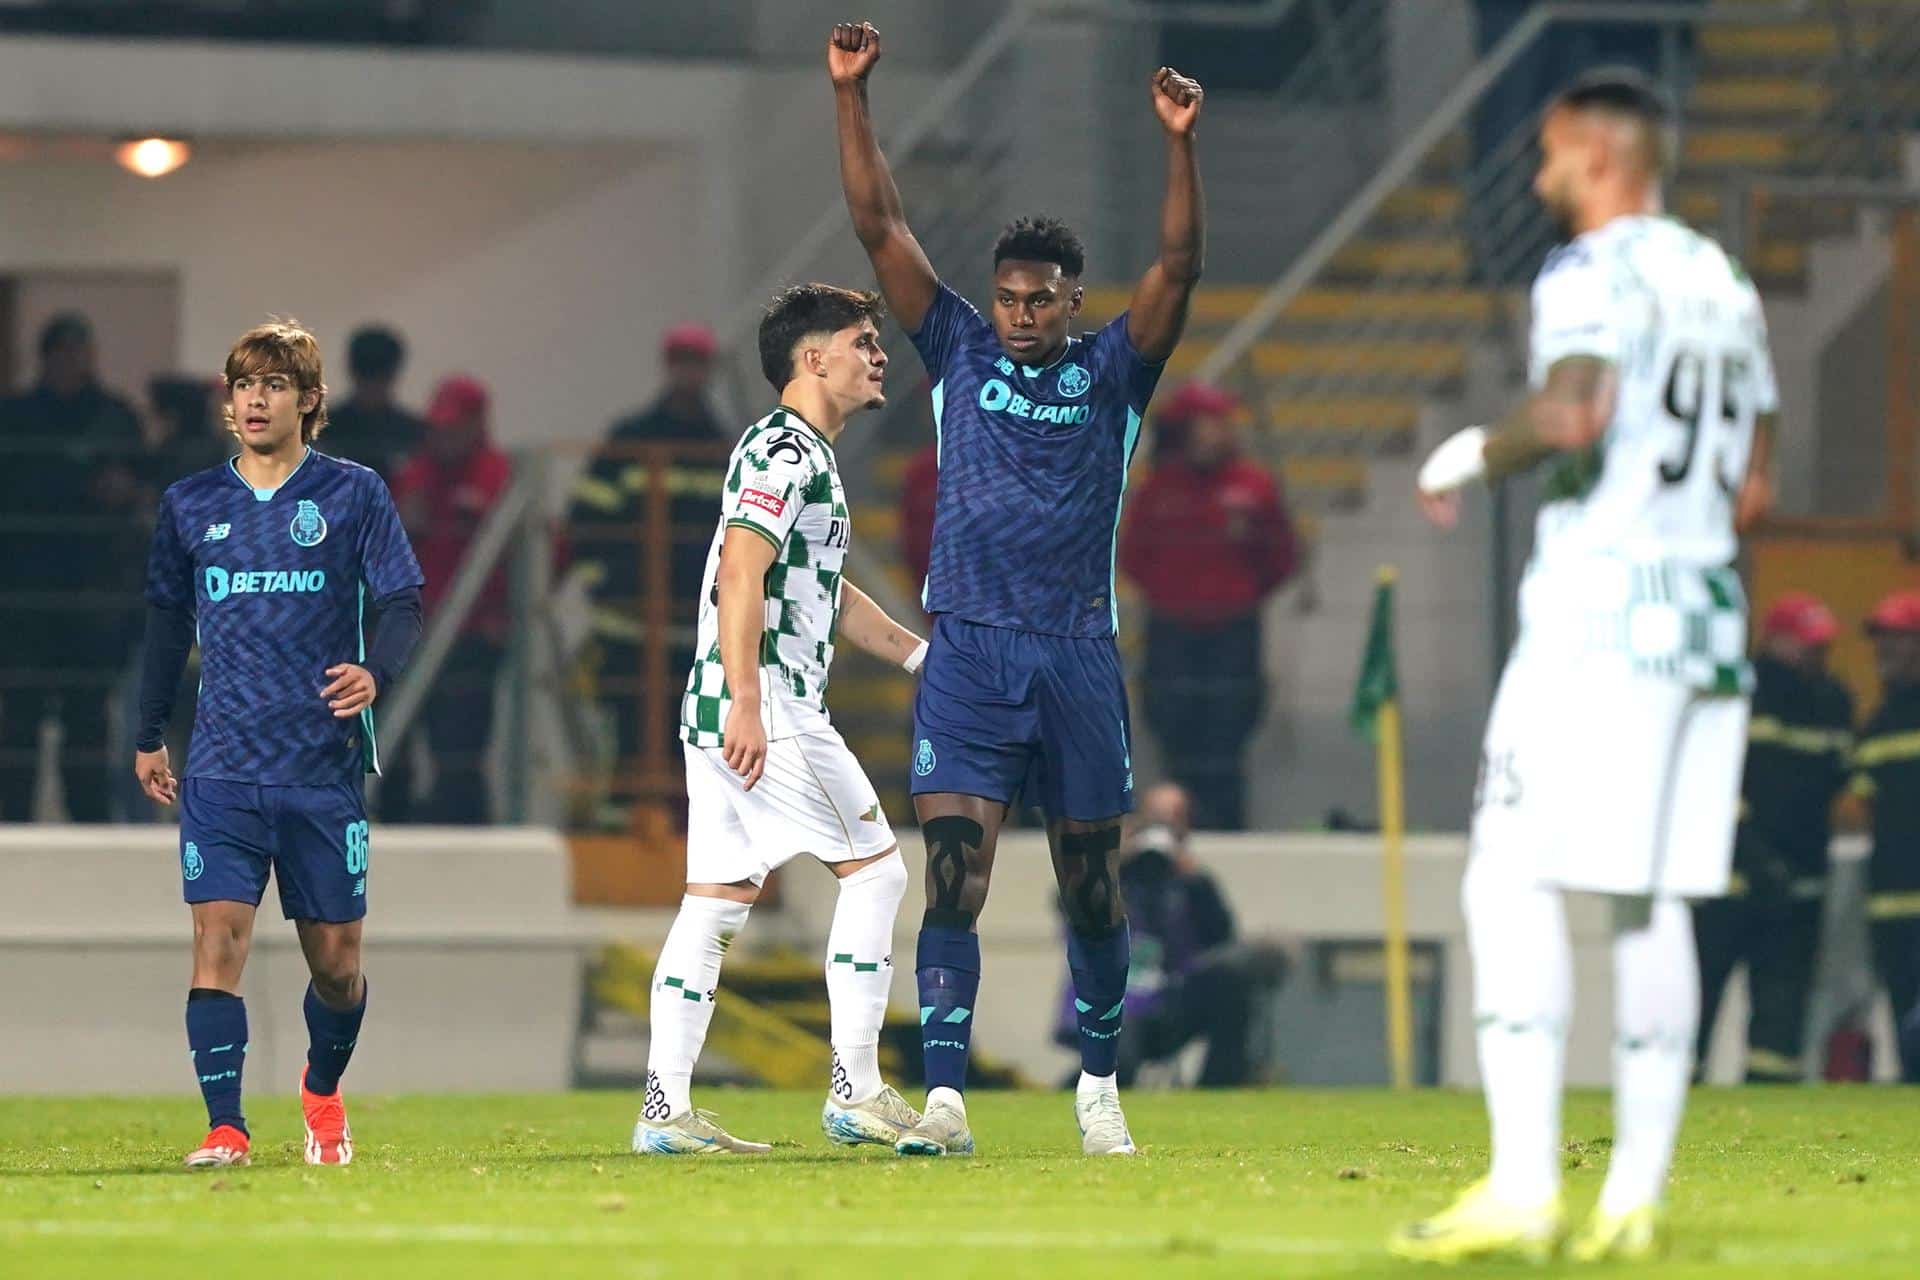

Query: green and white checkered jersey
[[1527, 214, 1777, 572], [681, 407, 851, 747], [1518, 556, 1753, 695], [1517, 215, 1774, 691]]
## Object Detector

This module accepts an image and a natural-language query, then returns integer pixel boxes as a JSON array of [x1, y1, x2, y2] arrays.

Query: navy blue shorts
[[910, 615, 1135, 822], [179, 778, 370, 923]]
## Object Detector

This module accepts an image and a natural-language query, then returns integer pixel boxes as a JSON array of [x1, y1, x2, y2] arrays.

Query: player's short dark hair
[[757, 283, 885, 391], [347, 325, 405, 381], [1552, 66, 1675, 172], [993, 216, 1086, 279], [39, 311, 92, 358]]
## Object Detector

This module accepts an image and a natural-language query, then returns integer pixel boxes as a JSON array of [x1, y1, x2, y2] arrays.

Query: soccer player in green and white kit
[[1394, 71, 1777, 1262], [633, 284, 931, 1154]]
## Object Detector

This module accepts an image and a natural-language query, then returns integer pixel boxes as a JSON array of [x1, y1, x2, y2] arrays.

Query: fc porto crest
[[289, 499, 327, 548], [182, 841, 204, 882], [914, 739, 937, 778], [1057, 362, 1091, 399]]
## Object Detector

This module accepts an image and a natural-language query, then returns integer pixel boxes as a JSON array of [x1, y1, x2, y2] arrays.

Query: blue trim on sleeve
[[357, 582, 381, 775], [1108, 407, 1145, 633]]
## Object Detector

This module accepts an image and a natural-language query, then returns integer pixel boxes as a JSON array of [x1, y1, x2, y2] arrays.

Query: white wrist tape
[[903, 639, 930, 675], [1417, 426, 1489, 495]]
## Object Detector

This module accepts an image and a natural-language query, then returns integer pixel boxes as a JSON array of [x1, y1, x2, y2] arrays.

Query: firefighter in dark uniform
[[1854, 588, 1920, 1083], [1693, 593, 1853, 1081], [566, 325, 726, 812]]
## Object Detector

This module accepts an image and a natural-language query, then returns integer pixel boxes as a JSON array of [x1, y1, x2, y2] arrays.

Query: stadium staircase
[[711, 2, 1920, 829], [1110, 0, 1920, 827], [1085, 0, 1920, 524]]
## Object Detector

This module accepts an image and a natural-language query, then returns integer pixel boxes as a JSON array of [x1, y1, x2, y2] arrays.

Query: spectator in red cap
[[386, 375, 513, 824], [1119, 382, 1297, 830], [1854, 588, 1920, 1081], [566, 325, 727, 812], [1693, 591, 1853, 1083]]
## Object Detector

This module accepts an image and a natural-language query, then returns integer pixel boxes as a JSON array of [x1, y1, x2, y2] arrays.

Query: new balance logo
[[203, 523, 231, 542]]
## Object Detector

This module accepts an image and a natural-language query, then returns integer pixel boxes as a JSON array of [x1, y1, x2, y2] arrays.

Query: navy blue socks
[[916, 923, 981, 1092], [302, 978, 367, 1096], [1067, 921, 1131, 1077], [186, 987, 248, 1134]]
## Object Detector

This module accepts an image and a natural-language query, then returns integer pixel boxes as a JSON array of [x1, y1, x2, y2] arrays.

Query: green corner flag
[[1349, 570, 1399, 742]]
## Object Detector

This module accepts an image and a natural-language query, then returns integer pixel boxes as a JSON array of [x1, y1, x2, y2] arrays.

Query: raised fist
[[829, 22, 882, 86], [1151, 67, 1204, 135]]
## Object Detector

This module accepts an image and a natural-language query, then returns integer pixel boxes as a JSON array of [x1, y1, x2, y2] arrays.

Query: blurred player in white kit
[[1391, 67, 1778, 1264]]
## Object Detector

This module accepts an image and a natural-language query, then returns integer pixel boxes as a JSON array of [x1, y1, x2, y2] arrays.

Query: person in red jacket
[[898, 441, 939, 601], [386, 375, 513, 823], [1120, 382, 1296, 829]]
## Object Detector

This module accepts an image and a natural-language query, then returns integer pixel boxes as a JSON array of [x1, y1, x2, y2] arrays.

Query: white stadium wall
[[6, 826, 1889, 1092], [1, 826, 579, 1094], [0, 142, 706, 450], [0, 37, 943, 446]]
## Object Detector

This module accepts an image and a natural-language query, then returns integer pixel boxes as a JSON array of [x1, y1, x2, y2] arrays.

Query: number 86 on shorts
[[344, 820, 369, 875]]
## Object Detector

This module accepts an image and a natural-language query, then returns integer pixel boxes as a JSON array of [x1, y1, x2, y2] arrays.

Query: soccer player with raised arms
[[633, 284, 930, 1155], [134, 320, 424, 1168], [830, 20, 1204, 1156]]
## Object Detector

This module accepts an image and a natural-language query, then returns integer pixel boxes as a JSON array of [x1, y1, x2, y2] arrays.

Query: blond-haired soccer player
[[134, 320, 425, 1167], [633, 284, 929, 1154], [1392, 69, 1776, 1263]]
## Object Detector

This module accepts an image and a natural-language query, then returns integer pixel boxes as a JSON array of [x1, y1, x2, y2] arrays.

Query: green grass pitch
[[2, 1089, 1914, 1278]]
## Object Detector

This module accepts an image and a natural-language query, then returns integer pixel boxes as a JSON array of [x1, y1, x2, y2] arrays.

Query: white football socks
[[1077, 1070, 1118, 1096], [1463, 849, 1572, 1208], [825, 854, 907, 1105], [645, 893, 751, 1120], [1601, 895, 1698, 1214]]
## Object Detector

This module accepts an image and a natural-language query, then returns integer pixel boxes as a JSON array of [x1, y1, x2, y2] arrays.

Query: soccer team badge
[[289, 499, 327, 548]]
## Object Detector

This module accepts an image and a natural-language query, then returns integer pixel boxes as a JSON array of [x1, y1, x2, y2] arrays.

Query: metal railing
[[1806, 0, 1920, 180], [1186, 0, 1920, 472], [695, 0, 1421, 584], [1191, 0, 1829, 393], [367, 0, 1430, 831]]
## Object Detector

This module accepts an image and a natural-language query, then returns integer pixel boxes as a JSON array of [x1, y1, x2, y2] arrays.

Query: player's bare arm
[[1736, 411, 1778, 532], [1125, 67, 1206, 363], [1416, 356, 1618, 528], [716, 525, 780, 789], [831, 21, 938, 333], [838, 579, 927, 671]]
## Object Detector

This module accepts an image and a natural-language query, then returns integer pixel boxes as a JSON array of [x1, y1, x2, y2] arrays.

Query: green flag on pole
[[1349, 571, 1399, 742]]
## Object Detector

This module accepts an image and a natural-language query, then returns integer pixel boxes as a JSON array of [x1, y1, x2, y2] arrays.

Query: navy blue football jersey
[[145, 450, 424, 786], [909, 283, 1164, 637]]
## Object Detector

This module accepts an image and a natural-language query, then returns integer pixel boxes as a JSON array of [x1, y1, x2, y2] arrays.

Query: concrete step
[[1279, 456, 1371, 513], [1323, 235, 1469, 281], [1170, 337, 1470, 382], [1263, 394, 1422, 436], [1690, 75, 1830, 118], [1086, 283, 1494, 336], [1684, 125, 1793, 170], [1700, 23, 1843, 62]]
